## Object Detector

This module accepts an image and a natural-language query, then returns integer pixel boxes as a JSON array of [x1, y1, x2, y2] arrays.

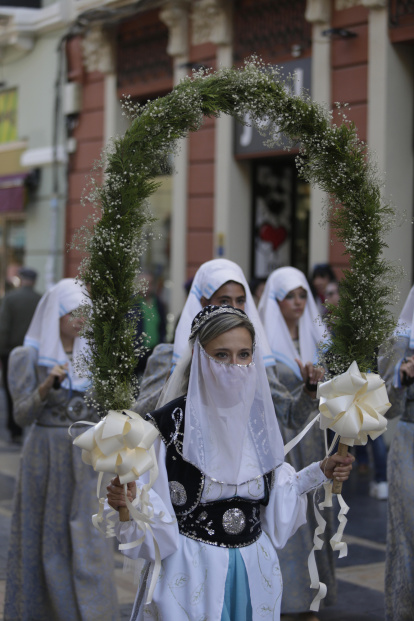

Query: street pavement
[[0, 384, 387, 621]]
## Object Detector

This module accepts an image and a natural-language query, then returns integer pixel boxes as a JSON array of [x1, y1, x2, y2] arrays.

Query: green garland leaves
[[76, 58, 399, 412]]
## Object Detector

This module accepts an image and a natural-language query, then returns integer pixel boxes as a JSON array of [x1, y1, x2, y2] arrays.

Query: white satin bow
[[318, 360, 390, 446], [73, 409, 159, 483]]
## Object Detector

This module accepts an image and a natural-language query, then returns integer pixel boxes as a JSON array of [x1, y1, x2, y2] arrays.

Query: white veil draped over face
[[258, 267, 325, 380], [24, 278, 90, 392], [183, 339, 284, 485], [173, 259, 275, 368], [159, 304, 285, 485], [398, 285, 414, 348]]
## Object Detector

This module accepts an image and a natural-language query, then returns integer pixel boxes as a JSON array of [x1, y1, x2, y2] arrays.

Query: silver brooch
[[222, 508, 246, 535], [169, 481, 187, 506], [66, 396, 88, 421]]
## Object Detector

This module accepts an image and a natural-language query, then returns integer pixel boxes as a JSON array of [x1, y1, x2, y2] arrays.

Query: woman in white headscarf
[[4, 279, 118, 621], [135, 259, 320, 432], [378, 284, 414, 621], [258, 267, 333, 620], [106, 305, 353, 621]]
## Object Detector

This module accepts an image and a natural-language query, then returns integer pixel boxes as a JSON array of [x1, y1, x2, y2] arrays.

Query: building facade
[[0, 0, 412, 317]]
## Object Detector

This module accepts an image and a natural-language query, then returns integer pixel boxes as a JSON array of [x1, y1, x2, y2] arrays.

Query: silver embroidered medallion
[[169, 481, 187, 506], [222, 508, 246, 535]]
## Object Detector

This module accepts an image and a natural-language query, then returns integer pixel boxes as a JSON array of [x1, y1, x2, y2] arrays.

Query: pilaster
[[160, 1, 191, 318], [306, 0, 332, 270]]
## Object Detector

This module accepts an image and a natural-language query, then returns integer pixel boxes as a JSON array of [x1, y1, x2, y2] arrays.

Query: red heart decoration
[[259, 223, 288, 250]]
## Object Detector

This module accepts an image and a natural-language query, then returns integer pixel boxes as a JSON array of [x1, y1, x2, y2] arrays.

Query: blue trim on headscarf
[[204, 282, 216, 297], [263, 354, 276, 367], [273, 350, 302, 380], [192, 284, 202, 300], [274, 287, 287, 301], [24, 337, 39, 350], [59, 302, 70, 317], [394, 360, 402, 389]]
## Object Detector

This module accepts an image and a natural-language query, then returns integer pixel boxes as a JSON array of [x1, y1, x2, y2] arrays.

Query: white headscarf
[[258, 267, 325, 379], [24, 278, 90, 392], [173, 259, 275, 367], [397, 285, 414, 348]]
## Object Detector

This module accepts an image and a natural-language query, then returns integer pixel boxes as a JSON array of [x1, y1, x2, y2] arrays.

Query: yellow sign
[[0, 90, 17, 143]]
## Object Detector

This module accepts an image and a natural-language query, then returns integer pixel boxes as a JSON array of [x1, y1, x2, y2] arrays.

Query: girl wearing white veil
[[258, 267, 332, 620], [4, 279, 118, 621], [107, 305, 353, 621], [134, 259, 321, 432], [378, 284, 414, 621]]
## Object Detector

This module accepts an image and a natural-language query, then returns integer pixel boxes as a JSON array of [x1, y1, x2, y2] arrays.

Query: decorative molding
[[160, 0, 191, 57], [191, 0, 232, 46], [0, 14, 34, 63], [361, 0, 387, 9], [335, 0, 362, 10], [82, 25, 115, 74], [305, 0, 331, 23]]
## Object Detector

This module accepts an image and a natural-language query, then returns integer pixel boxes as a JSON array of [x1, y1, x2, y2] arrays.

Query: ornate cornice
[[191, 0, 232, 46], [305, 0, 331, 24], [361, 0, 387, 8], [160, 0, 191, 57], [0, 14, 34, 63], [335, 0, 361, 10], [82, 25, 115, 74]]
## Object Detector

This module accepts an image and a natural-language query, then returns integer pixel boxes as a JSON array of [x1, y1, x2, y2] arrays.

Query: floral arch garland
[[75, 58, 399, 414]]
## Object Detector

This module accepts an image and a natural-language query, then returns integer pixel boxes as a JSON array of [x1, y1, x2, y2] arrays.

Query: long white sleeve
[[104, 437, 179, 562], [261, 461, 327, 549]]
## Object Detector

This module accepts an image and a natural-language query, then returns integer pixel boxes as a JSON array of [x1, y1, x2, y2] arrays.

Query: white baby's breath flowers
[[72, 57, 400, 411]]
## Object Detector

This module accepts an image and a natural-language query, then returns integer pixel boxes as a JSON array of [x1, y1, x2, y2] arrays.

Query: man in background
[[0, 268, 41, 442]]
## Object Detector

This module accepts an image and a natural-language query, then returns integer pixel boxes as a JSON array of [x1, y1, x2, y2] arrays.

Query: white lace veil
[[158, 305, 284, 484]]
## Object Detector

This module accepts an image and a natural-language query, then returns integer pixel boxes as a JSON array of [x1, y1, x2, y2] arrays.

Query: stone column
[[362, 0, 413, 308], [160, 1, 191, 319], [82, 25, 118, 146], [305, 0, 332, 272]]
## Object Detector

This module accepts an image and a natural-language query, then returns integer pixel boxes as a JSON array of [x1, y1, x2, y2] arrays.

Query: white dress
[[108, 437, 327, 621]]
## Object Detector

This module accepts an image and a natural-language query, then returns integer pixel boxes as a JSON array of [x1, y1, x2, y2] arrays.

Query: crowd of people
[[0, 259, 412, 621]]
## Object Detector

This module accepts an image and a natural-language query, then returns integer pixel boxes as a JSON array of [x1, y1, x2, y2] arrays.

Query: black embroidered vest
[[146, 395, 274, 548]]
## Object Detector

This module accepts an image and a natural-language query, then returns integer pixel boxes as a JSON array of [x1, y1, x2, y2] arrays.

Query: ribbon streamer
[[308, 485, 329, 611], [70, 410, 164, 604], [308, 481, 350, 611]]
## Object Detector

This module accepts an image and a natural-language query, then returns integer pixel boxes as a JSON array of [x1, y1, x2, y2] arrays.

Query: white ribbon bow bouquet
[[305, 360, 391, 612], [70, 409, 164, 604]]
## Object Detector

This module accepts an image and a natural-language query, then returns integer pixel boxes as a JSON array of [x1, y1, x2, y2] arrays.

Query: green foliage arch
[[75, 59, 398, 413]]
